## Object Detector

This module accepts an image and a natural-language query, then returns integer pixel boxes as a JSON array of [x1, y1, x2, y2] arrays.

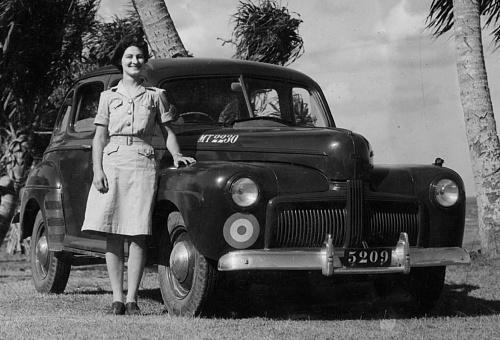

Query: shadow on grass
[[139, 287, 163, 303], [71, 289, 111, 296], [34, 251, 500, 320], [69, 286, 163, 302], [48, 272, 500, 320], [206, 281, 400, 320], [433, 283, 500, 317], [202, 279, 500, 320]]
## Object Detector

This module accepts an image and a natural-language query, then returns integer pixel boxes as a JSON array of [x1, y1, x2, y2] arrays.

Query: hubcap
[[170, 242, 190, 283], [36, 233, 49, 278], [168, 234, 196, 299]]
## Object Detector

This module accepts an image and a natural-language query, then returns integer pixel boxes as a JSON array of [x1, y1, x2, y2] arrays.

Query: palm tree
[[225, 0, 306, 123], [0, 0, 99, 252], [225, 0, 304, 66], [85, 11, 144, 67], [427, 0, 500, 257], [131, 0, 189, 58]]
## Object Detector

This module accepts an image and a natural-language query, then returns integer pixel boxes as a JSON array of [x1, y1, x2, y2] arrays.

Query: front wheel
[[31, 211, 71, 293], [158, 213, 220, 316], [404, 266, 446, 314], [374, 266, 446, 315]]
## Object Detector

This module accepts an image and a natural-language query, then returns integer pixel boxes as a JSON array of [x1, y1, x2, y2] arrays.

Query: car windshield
[[160, 76, 331, 128]]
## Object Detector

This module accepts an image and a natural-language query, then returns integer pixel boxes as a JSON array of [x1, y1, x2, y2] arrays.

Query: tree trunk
[[131, 0, 189, 58], [453, 0, 500, 257]]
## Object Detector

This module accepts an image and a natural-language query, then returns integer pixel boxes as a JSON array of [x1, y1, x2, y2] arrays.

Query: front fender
[[156, 161, 329, 260], [157, 161, 277, 260], [371, 164, 466, 247]]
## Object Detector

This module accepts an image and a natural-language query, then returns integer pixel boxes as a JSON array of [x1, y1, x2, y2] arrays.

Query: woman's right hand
[[92, 125, 109, 193], [93, 169, 109, 193]]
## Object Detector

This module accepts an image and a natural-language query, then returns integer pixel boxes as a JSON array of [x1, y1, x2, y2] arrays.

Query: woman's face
[[121, 45, 146, 77]]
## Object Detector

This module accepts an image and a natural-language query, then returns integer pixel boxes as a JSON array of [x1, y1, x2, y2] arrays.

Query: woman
[[81, 34, 195, 315]]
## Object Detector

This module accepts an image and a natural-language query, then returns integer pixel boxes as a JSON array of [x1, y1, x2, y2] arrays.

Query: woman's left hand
[[173, 154, 196, 168]]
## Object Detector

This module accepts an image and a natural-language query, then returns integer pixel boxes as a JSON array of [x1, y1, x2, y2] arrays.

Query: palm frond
[[426, 0, 500, 50], [229, 0, 304, 66], [426, 0, 454, 36]]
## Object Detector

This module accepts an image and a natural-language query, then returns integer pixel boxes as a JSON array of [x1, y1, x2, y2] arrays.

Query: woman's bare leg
[[126, 235, 147, 303], [106, 233, 125, 303]]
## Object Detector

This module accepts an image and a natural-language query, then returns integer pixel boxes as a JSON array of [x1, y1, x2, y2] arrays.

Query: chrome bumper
[[217, 233, 470, 276]]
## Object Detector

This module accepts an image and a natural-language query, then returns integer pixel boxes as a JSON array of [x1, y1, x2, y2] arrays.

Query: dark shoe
[[108, 301, 125, 315], [125, 302, 141, 315]]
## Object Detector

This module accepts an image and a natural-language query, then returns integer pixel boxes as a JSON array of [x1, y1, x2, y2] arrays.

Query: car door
[[59, 76, 110, 252]]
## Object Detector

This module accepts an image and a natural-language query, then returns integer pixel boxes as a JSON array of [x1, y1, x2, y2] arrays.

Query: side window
[[59, 105, 72, 132], [72, 82, 104, 132], [54, 93, 73, 133], [252, 89, 281, 118], [50, 91, 73, 143], [292, 87, 327, 127]]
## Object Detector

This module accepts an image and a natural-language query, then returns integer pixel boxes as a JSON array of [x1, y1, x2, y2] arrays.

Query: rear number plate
[[344, 249, 391, 267]]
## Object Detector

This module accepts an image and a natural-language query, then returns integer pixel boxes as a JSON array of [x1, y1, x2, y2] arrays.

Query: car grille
[[274, 207, 347, 247], [270, 180, 420, 248]]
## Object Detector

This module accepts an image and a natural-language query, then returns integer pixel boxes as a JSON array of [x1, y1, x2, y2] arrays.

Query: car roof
[[77, 58, 319, 87]]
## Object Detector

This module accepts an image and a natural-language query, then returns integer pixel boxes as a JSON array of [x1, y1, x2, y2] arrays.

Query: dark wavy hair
[[109, 34, 150, 71]]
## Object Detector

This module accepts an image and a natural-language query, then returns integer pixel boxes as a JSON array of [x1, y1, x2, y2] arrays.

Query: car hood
[[176, 126, 373, 181]]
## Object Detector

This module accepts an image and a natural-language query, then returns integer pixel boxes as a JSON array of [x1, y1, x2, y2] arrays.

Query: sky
[[99, 0, 500, 195]]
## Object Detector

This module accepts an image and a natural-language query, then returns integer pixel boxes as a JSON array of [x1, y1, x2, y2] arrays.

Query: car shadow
[[61, 255, 500, 320], [138, 287, 163, 302], [68, 278, 500, 320], [432, 283, 500, 317], [201, 281, 500, 320]]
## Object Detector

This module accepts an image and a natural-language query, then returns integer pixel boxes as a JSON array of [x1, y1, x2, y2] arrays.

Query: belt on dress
[[109, 136, 152, 146]]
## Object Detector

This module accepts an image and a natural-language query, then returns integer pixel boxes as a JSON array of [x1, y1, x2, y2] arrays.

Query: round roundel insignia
[[223, 213, 260, 249]]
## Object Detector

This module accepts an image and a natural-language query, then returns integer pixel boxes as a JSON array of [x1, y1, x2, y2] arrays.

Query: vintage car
[[18, 58, 470, 316]]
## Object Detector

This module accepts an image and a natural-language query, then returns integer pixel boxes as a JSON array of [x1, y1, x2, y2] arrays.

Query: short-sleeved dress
[[81, 81, 173, 236]]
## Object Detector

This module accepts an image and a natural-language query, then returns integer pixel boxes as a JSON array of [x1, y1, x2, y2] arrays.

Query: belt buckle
[[126, 136, 133, 146]]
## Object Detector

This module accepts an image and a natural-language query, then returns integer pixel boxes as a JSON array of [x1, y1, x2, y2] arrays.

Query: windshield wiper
[[232, 116, 293, 127]]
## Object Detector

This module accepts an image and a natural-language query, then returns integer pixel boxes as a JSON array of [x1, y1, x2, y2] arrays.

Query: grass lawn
[[1, 197, 499, 340]]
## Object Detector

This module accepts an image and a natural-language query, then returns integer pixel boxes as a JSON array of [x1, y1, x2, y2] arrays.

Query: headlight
[[433, 179, 459, 207], [230, 177, 259, 207]]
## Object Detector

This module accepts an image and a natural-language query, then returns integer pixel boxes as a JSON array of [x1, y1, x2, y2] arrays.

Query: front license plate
[[343, 248, 391, 267]]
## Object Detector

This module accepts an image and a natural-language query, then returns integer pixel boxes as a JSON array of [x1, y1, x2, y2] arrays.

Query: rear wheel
[[158, 212, 220, 316], [31, 211, 71, 293]]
